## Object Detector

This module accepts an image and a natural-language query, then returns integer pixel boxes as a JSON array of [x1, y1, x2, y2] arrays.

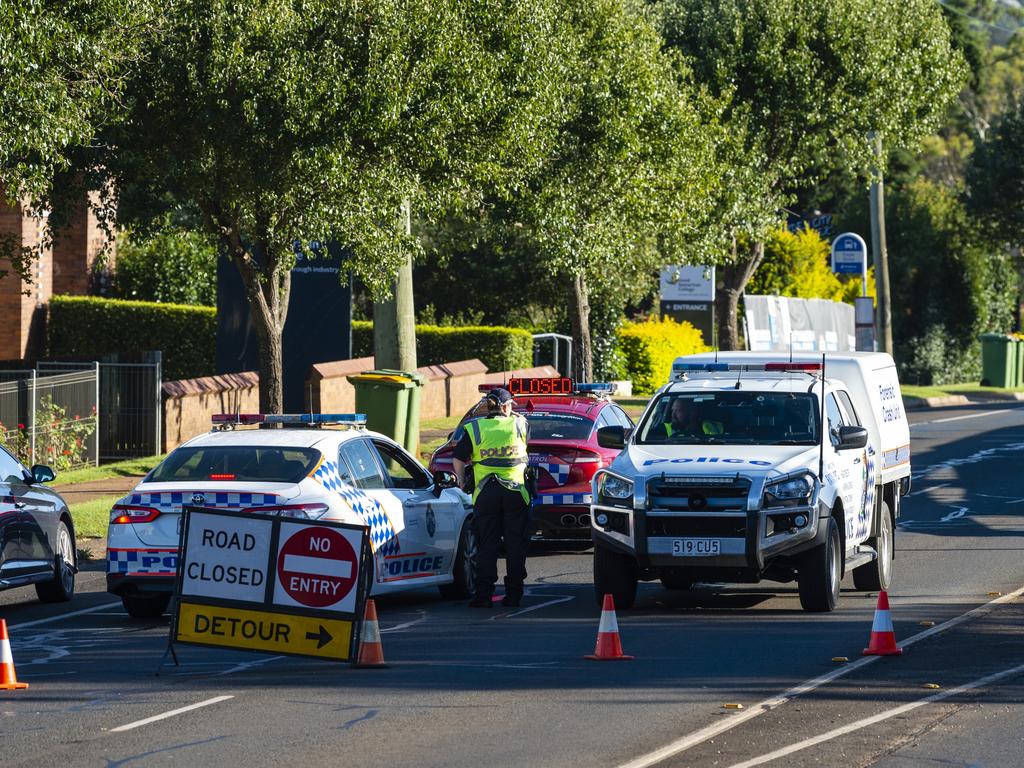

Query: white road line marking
[[217, 656, 284, 676], [939, 506, 968, 522], [10, 602, 123, 630], [906, 482, 949, 497], [381, 613, 428, 633], [726, 661, 1024, 768], [109, 695, 234, 733], [504, 595, 575, 618], [614, 585, 1024, 768], [911, 409, 1012, 427]]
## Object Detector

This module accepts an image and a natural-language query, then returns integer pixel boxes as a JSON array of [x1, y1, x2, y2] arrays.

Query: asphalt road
[[2, 401, 1023, 768]]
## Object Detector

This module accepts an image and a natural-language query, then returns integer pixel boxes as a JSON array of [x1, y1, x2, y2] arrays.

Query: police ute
[[106, 414, 473, 618], [590, 352, 911, 612]]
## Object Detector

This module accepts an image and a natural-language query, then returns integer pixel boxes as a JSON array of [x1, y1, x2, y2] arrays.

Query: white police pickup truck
[[590, 352, 911, 612]]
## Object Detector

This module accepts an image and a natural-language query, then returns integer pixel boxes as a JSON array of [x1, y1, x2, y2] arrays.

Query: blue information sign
[[831, 233, 867, 275]]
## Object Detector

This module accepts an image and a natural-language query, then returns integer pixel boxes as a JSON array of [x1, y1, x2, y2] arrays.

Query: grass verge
[[70, 494, 122, 538], [57, 455, 164, 486]]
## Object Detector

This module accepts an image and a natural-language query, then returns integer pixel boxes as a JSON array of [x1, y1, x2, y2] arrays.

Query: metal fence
[[0, 368, 100, 470], [38, 352, 162, 461]]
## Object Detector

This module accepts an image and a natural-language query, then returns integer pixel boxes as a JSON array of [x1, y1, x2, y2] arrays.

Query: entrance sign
[[170, 507, 369, 664]]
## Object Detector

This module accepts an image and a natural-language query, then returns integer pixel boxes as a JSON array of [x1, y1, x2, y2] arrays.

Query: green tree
[[967, 103, 1024, 249], [113, 227, 218, 306], [0, 0, 148, 279], [99, 0, 577, 412], [655, 0, 968, 349]]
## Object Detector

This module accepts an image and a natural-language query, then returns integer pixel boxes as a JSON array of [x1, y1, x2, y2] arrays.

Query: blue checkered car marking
[[313, 459, 400, 556], [533, 493, 593, 507], [107, 548, 178, 575], [127, 491, 280, 508]]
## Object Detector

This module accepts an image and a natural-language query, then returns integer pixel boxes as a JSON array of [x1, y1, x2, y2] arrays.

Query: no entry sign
[[274, 523, 360, 612]]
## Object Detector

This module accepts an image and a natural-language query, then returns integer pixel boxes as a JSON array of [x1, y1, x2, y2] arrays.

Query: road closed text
[[186, 561, 265, 586]]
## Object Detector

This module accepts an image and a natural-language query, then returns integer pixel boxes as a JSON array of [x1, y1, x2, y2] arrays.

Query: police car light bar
[[212, 413, 367, 426], [574, 382, 616, 394], [673, 362, 823, 377], [477, 384, 503, 393]]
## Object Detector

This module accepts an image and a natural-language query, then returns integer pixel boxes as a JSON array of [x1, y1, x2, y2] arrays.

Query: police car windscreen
[[524, 413, 593, 440], [635, 392, 820, 445], [147, 446, 321, 483]]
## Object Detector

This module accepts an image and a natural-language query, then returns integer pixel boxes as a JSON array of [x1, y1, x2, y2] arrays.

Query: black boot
[[468, 595, 493, 608]]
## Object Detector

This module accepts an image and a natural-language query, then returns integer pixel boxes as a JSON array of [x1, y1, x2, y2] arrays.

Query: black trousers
[[473, 479, 531, 599]]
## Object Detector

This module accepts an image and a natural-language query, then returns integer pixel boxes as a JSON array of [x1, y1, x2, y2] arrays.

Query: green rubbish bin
[[368, 369, 426, 455], [979, 333, 1017, 388], [349, 372, 416, 447], [1016, 338, 1024, 387]]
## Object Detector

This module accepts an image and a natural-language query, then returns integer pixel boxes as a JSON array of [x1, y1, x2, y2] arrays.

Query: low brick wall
[[162, 371, 259, 452], [304, 356, 375, 415]]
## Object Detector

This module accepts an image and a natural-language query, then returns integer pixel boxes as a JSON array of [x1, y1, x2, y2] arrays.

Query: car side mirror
[[432, 470, 459, 497], [597, 426, 626, 450], [836, 425, 868, 451], [31, 464, 56, 484]]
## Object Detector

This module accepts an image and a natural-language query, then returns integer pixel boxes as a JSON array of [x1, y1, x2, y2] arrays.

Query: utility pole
[[373, 199, 417, 371], [868, 132, 893, 355]]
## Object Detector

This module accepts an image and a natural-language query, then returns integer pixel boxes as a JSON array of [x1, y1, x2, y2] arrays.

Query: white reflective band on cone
[[872, 611, 895, 633], [597, 609, 619, 634], [1, 638, 13, 665], [361, 617, 381, 644]]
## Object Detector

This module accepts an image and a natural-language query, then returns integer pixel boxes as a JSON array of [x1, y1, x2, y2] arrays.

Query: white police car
[[106, 414, 474, 618]]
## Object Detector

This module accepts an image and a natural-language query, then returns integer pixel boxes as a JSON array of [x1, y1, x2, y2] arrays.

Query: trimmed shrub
[[352, 320, 532, 372], [617, 317, 710, 394], [749, 227, 875, 303], [48, 296, 216, 380]]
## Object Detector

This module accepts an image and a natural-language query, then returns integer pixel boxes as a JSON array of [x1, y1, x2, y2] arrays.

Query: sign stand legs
[[155, 641, 180, 677]]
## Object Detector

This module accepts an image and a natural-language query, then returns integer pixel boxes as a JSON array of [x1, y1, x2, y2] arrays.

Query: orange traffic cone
[[585, 594, 633, 661], [863, 590, 903, 656], [1, 619, 29, 690], [354, 599, 387, 668]]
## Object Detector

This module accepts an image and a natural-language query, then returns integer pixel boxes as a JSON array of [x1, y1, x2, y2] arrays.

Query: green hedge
[[48, 296, 216, 380], [353, 320, 532, 372]]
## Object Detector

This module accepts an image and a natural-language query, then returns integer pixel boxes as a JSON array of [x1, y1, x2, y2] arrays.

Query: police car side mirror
[[432, 470, 459, 496], [597, 426, 626, 450], [836, 425, 868, 451], [30, 464, 56, 484]]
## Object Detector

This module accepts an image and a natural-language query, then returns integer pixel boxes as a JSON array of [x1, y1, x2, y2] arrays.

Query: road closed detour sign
[[173, 507, 369, 662]]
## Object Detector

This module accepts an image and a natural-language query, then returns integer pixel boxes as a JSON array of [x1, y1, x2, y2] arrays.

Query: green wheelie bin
[[1016, 338, 1024, 387], [979, 333, 1017, 388], [349, 372, 416, 446]]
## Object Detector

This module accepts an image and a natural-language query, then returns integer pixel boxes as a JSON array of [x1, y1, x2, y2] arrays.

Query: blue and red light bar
[[674, 362, 823, 373], [212, 413, 366, 425]]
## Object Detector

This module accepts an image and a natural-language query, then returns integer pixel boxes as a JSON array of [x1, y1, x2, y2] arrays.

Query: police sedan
[[106, 414, 474, 618]]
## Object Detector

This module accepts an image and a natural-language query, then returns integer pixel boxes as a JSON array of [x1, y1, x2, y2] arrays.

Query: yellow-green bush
[[617, 317, 710, 394], [749, 227, 876, 303]]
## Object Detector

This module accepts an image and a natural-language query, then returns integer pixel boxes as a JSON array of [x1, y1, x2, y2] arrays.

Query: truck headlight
[[598, 475, 633, 508], [764, 476, 813, 508]]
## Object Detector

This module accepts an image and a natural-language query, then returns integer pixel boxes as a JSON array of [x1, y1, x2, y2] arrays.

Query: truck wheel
[[660, 572, 693, 591], [594, 543, 637, 609], [853, 500, 893, 591], [798, 516, 841, 612]]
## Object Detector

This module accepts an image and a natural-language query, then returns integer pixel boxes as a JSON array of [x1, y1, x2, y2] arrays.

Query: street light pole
[[868, 132, 893, 354]]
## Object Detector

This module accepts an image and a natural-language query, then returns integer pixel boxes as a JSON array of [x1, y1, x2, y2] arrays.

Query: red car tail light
[[110, 505, 161, 524], [568, 450, 602, 485]]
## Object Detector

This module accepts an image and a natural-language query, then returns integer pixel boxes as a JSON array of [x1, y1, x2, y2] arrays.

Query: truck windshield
[[635, 392, 820, 446]]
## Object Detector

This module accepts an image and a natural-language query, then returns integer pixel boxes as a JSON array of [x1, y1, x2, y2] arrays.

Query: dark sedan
[[0, 444, 77, 603]]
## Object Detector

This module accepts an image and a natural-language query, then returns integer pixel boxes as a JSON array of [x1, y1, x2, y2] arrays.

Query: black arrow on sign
[[306, 625, 333, 650]]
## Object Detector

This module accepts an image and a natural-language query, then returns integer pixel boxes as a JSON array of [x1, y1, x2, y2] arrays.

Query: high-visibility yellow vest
[[466, 414, 529, 503], [665, 419, 724, 437]]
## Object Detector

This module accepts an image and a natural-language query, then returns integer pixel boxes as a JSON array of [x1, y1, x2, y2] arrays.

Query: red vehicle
[[428, 378, 633, 540]]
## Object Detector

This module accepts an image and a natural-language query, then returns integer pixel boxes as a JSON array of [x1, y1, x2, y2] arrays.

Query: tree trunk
[[715, 239, 765, 351], [373, 200, 417, 371], [569, 270, 593, 382]]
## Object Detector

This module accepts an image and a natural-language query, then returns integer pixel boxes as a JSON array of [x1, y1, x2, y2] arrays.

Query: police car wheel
[[797, 516, 841, 612], [122, 593, 171, 619], [36, 521, 75, 603], [852, 500, 893, 592], [439, 517, 476, 600], [594, 543, 637, 609]]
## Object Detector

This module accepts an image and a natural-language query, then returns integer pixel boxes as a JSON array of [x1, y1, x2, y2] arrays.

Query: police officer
[[451, 387, 531, 608]]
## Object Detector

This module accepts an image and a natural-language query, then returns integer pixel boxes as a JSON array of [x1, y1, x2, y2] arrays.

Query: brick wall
[[52, 191, 113, 296], [162, 371, 260, 452]]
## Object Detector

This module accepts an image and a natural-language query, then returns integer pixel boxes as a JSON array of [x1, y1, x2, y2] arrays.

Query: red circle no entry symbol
[[277, 526, 357, 608]]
